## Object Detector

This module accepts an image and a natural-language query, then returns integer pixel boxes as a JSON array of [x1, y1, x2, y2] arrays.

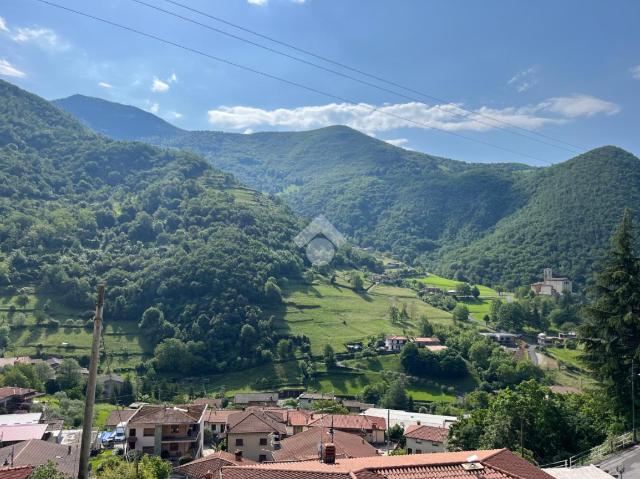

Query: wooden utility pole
[[78, 284, 105, 479]]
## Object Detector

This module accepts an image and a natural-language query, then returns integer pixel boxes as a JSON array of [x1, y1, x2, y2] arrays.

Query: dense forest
[[0, 80, 306, 373], [55, 95, 640, 289]]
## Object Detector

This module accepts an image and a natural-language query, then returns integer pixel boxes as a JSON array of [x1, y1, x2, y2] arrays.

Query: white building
[[361, 408, 457, 430], [531, 268, 572, 296], [384, 336, 409, 352]]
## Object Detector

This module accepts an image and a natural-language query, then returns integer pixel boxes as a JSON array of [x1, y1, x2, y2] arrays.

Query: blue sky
[[1, 0, 639, 165]]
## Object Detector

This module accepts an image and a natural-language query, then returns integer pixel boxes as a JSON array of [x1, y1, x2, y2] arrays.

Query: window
[[171, 425, 180, 433], [221, 424, 225, 432], [416, 449, 422, 454], [235, 438, 244, 446], [259, 438, 267, 446], [143, 428, 154, 437], [129, 428, 136, 437], [170, 443, 179, 451], [211, 424, 217, 432], [259, 455, 267, 462], [407, 448, 412, 454]]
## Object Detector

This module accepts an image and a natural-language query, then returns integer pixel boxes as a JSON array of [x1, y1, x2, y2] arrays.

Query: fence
[[541, 431, 634, 468]]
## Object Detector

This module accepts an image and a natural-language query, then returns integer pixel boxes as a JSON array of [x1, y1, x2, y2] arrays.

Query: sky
[[1, 0, 639, 165]]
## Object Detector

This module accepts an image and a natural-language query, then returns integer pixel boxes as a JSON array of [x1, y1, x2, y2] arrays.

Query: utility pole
[[633, 359, 637, 444], [78, 284, 105, 479]]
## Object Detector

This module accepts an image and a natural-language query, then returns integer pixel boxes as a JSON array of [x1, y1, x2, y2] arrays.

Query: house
[[0, 466, 34, 479], [226, 410, 287, 462], [531, 268, 572, 296], [45, 357, 64, 370], [272, 427, 378, 462], [298, 392, 337, 409], [385, 336, 409, 352], [0, 424, 48, 447], [341, 400, 374, 414], [404, 423, 448, 453], [306, 414, 386, 444], [124, 405, 207, 462], [203, 409, 238, 439], [173, 450, 255, 479], [420, 287, 444, 295], [234, 393, 278, 408], [480, 332, 519, 347], [0, 414, 42, 426], [0, 439, 80, 477], [218, 448, 554, 479], [0, 388, 42, 413], [193, 397, 225, 409], [362, 408, 457, 430], [282, 409, 313, 435], [98, 373, 124, 398], [414, 337, 448, 352], [104, 408, 137, 431]]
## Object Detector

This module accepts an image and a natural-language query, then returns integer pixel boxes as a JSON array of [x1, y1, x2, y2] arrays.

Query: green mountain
[[1, 80, 303, 373], [53, 95, 640, 288]]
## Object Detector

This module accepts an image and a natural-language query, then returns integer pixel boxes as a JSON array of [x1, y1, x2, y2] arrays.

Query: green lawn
[[271, 273, 452, 355], [547, 347, 587, 371], [417, 273, 500, 297]]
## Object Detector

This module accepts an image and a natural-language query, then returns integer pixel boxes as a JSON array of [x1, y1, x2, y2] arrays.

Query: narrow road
[[597, 444, 640, 478], [528, 345, 539, 365]]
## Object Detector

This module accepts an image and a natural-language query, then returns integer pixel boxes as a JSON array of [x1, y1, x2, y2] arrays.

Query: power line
[[31, 0, 546, 163], [131, 0, 580, 155], [161, 0, 587, 154]]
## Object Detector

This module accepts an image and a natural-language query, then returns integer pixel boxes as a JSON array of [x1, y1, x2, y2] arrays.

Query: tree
[[452, 304, 469, 322], [56, 358, 83, 391], [381, 379, 408, 410], [96, 454, 171, 479], [323, 344, 336, 368], [471, 285, 480, 298], [389, 304, 400, 324], [418, 314, 434, 337], [29, 461, 72, 479], [139, 307, 174, 344], [455, 283, 472, 296], [350, 271, 364, 291], [277, 339, 293, 360], [15, 294, 29, 310], [581, 208, 640, 419], [264, 277, 282, 303], [312, 399, 348, 414]]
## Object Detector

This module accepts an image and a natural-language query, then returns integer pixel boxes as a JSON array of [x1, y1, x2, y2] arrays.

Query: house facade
[[531, 268, 572, 296], [125, 405, 206, 462], [385, 336, 408, 352], [404, 424, 448, 454], [226, 411, 287, 462]]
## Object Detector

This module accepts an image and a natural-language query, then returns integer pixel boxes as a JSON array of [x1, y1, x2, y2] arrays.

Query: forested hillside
[[0, 80, 304, 373], [54, 95, 640, 288]]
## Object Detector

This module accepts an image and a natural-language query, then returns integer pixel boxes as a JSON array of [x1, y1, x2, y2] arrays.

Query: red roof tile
[[306, 415, 385, 432], [173, 451, 256, 478], [227, 411, 287, 435], [0, 466, 34, 479], [0, 440, 80, 476], [404, 425, 448, 443], [104, 408, 137, 427], [272, 428, 378, 462], [0, 388, 39, 401], [129, 405, 206, 425]]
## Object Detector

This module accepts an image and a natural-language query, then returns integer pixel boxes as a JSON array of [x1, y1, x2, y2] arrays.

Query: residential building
[[234, 393, 278, 408], [341, 400, 374, 414], [193, 397, 225, 409], [480, 332, 519, 347], [272, 427, 378, 462], [306, 414, 386, 444], [173, 450, 255, 479], [0, 424, 48, 447], [362, 408, 457, 430], [414, 337, 448, 352], [0, 439, 80, 477], [404, 423, 448, 453], [125, 405, 206, 462], [226, 410, 287, 462], [103, 408, 137, 431], [385, 336, 409, 352], [531, 268, 572, 296], [203, 409, 238, 439], [218, 448, 554, 479], [98, 373, 124, 398], [0, 414, 42, 426], [298, 392, 337, 409], [0, 388, 42, 413]]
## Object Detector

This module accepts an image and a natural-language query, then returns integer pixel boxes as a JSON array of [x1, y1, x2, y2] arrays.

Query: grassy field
[[271, 272, 453, 355], [547, 347, 587, 371], [416, 273, 499, 297]]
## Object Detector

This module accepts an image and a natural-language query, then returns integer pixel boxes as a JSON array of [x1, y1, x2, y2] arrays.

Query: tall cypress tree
[[581, 208, 640, 420]]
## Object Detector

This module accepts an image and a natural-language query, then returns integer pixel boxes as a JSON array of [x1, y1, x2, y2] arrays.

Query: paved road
[[528, 345, 539, 365], [597, 445, 640, 478]]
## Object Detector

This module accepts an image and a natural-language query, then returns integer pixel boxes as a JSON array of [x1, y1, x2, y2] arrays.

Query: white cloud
[[631, 65, 640, 80], [168, 73, 178, 83], [508, 67, 538, 93], [98, 81, 113, 89], [151, 77, 170, 93], [243, 128, 254, 134], [540, 94, 620, 118], [207, 95, 620, 135], [11, 27, 68, 50], [165, 111, 183, 120], [248, 0, 268, 5], [149, 102, 160, 114], [0, 59, 26, 78], [385, 138, 409, 147], [0, 17, 8, 32], [291, 0, 306, 3]]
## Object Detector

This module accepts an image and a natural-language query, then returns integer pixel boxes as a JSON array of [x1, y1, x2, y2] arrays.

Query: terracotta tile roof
[[0, 466, 34, 479], [173, 450, 256, 478], [129, 405, 206, 425], [219, 449, 554, 479], [404, 425, 448, 443], [272, 427, 378, 462], [104, 408, 137, 427], [0, 424, 48, 442], [414, 338, 440, 344], [0, 388, 39, 402], [194, 398, 225, 408], [227, 411, 287, 435], [307, 415, 386, 432], [287, 410, 313, 427], [0, 439, 80, 476], [205, 409, 241, 424], [234, 393, 278, 404]]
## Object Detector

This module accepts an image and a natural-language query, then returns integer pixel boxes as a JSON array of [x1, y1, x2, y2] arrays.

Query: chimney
[[323, 443, 336, 464], [234, 449, 243, 462], [417, 420, 421, 426]]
